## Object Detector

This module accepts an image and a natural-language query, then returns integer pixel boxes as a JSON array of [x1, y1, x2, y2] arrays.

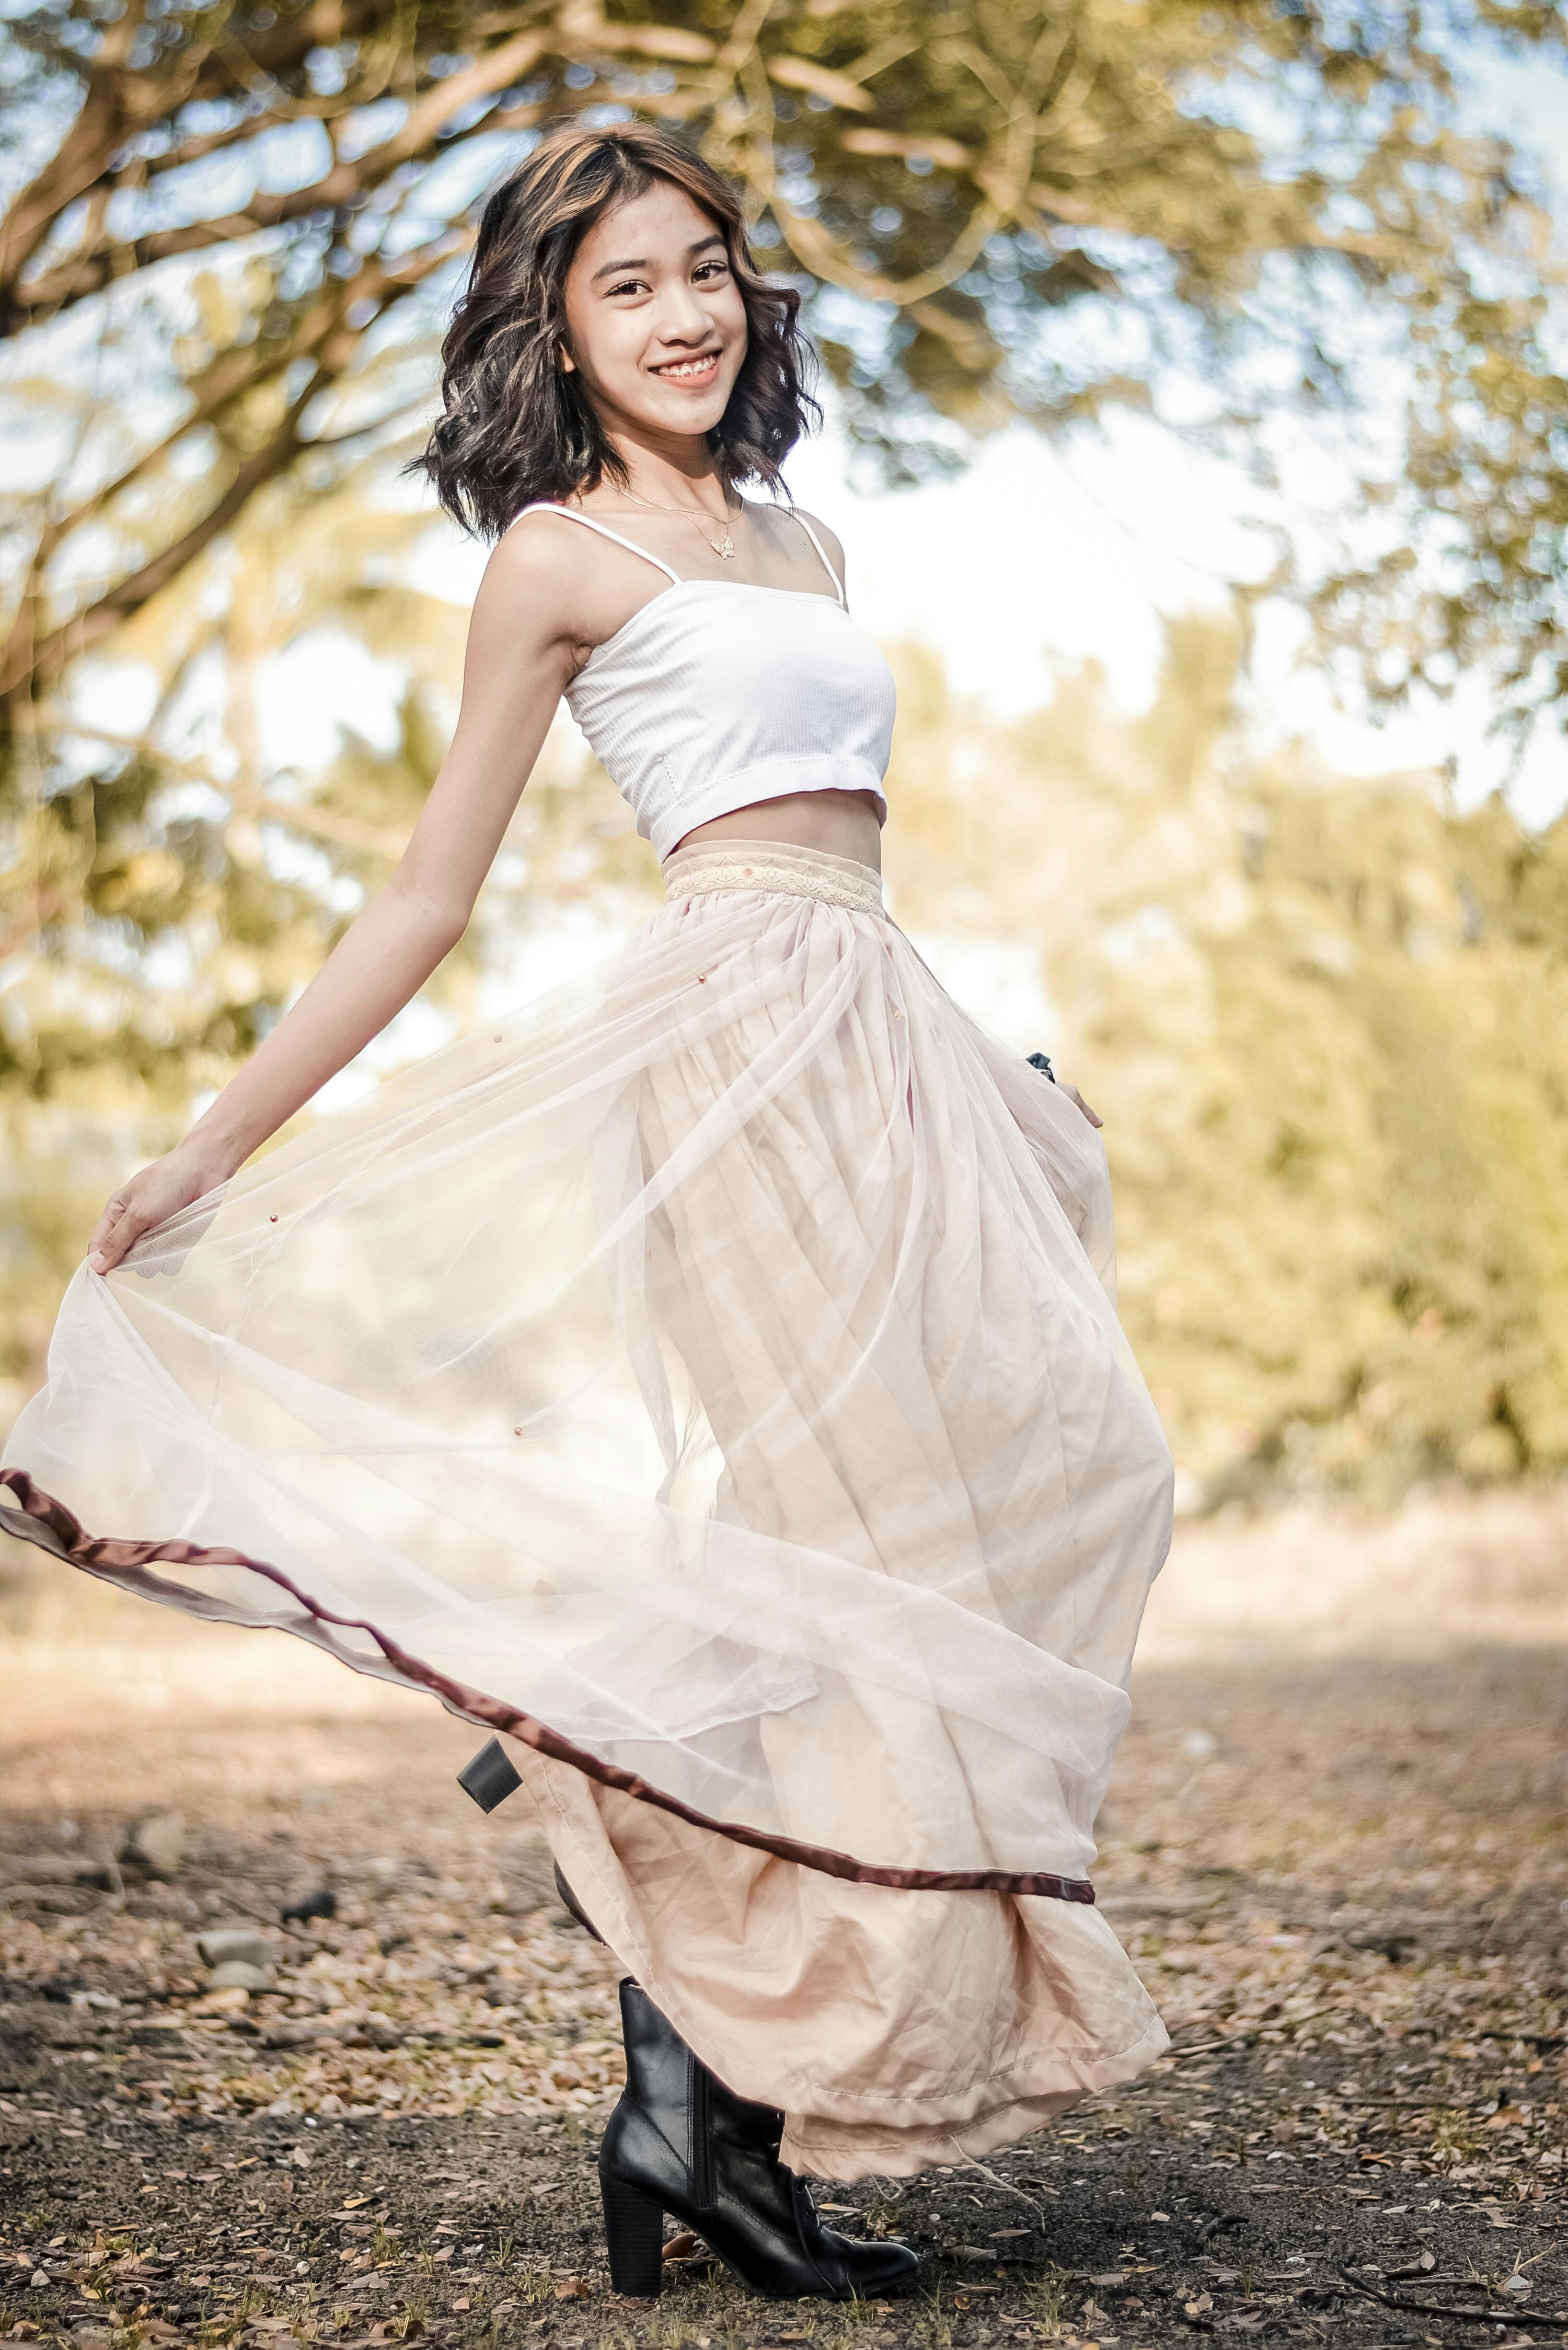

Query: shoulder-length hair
[[418, 122, 820, 539]]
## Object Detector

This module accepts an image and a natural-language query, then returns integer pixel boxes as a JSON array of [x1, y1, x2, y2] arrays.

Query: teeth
[[656, 356, 717, 378]]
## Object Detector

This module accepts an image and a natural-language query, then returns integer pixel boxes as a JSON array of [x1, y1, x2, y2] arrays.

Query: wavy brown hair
[[418, 123, 820, 539]]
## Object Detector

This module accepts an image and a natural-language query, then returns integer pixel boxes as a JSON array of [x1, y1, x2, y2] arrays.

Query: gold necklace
[[612, 487, 736, 560]]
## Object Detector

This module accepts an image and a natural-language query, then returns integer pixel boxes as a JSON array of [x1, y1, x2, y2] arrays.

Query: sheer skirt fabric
[[1, 838, 1174, 2172]]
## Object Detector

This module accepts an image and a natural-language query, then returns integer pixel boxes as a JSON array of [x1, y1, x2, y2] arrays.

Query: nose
[[652, 275, 713, 346]]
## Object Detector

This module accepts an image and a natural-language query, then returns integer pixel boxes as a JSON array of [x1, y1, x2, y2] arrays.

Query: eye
[[606, 275, 648, 298], [693, 258, 730, 282]]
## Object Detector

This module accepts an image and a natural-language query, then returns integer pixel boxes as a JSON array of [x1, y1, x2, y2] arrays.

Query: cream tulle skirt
[[1, 838, 1173, 2176]]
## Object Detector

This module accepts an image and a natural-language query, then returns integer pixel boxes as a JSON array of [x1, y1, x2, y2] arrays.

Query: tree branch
[[22, 266, 400, 586], [1, 372, 323, 701], [0, 0, 403, 322], [26, 712, 414, 860], [0, 235, 452, 706], [10, 21, 544, 324]]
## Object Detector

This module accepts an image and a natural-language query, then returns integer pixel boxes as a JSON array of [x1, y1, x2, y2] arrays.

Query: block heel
[[599, 2164, 666, 2296]]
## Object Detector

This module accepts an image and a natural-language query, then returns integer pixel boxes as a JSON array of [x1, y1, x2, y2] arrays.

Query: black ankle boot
[[598, 1978, 919, 2301]]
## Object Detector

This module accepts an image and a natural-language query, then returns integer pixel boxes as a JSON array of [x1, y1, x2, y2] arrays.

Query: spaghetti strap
[[515, 502, 685, 586], [791, 511, 847, 607]]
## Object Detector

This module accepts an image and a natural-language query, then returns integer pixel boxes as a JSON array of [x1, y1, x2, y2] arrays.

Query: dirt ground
[[2, 1504, 1565, 2350]]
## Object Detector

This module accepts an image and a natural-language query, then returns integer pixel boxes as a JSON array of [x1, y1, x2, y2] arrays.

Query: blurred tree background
[[1, 0, 1565, 1503], [884, 628, 1568, 1512]]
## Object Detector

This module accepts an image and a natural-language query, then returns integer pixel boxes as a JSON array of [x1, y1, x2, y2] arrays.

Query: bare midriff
[[672, 788, 883, 871]]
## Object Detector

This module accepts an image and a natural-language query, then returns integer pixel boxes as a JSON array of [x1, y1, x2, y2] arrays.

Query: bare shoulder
[[452, 511, 609, 693], [481, 502, 673, 660], [483, 506, 596, 613], [791, 506, 847, 586]]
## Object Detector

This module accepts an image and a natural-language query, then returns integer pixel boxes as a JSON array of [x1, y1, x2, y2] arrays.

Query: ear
[[559, 344, 577, 375]]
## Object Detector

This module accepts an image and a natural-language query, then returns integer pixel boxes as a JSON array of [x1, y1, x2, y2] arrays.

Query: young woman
[[1, 124, 1174, 2300]]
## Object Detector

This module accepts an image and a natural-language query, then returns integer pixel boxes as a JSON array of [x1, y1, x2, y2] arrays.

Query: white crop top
[[520, 504, 896, 863]]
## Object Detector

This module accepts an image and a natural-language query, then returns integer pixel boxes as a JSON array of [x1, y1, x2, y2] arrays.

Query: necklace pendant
[[717, 534, 735, 559]]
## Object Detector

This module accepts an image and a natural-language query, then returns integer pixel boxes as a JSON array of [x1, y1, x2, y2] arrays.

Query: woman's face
[[560, 180, 748, 446]]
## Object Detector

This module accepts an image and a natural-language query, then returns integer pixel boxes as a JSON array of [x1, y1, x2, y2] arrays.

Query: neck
[[598, 420, 731, 517]]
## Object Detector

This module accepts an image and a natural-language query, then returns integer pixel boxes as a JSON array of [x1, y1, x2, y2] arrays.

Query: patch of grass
[[817, 2296, 892, 2349], [860, 2193, 907, 2240], [515, 2263, 555, 2305], [636, 2309, 685, 2349], [640, 2301, 718, 2349], [910, 2285, 955, 2348], [590, 2322, 639, 2350], [714, 2311, 760, 2350], [1023, 2265, 1075, 2340], [665, 2270, 756, 2350]]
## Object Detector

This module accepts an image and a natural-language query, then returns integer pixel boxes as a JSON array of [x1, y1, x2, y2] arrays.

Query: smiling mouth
[[651, 351, 722, 382]]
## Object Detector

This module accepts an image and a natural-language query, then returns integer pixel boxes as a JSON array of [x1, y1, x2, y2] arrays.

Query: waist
[[672, 782, 883, 867], [661, 838, 888, 920], [608, 752, 887, 864]]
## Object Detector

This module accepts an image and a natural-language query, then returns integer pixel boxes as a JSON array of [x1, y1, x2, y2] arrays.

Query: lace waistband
[[663, 845, 886, 919]]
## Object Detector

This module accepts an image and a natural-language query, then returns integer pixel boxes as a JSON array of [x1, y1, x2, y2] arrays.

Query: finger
[[89, 1201, 154, 1275], [86, 1196, 130, 1273]]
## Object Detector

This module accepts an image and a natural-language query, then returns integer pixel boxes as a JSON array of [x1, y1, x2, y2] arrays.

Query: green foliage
[[884, 618, 1568, 1506]]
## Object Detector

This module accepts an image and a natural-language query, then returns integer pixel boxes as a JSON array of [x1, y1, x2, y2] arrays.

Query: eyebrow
[[591, 232, 727, 284]]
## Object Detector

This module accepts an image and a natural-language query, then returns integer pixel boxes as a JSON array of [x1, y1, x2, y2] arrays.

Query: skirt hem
[[776, 2009, 1172, 2182], [0, 1466, 1097, 1904]]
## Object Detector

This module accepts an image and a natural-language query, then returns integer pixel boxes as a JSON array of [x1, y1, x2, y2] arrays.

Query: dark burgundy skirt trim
[[0, 1467, 1096, 1906]]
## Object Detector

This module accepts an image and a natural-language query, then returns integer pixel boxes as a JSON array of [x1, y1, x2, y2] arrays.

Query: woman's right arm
[[86, 524, 586, 1273]]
